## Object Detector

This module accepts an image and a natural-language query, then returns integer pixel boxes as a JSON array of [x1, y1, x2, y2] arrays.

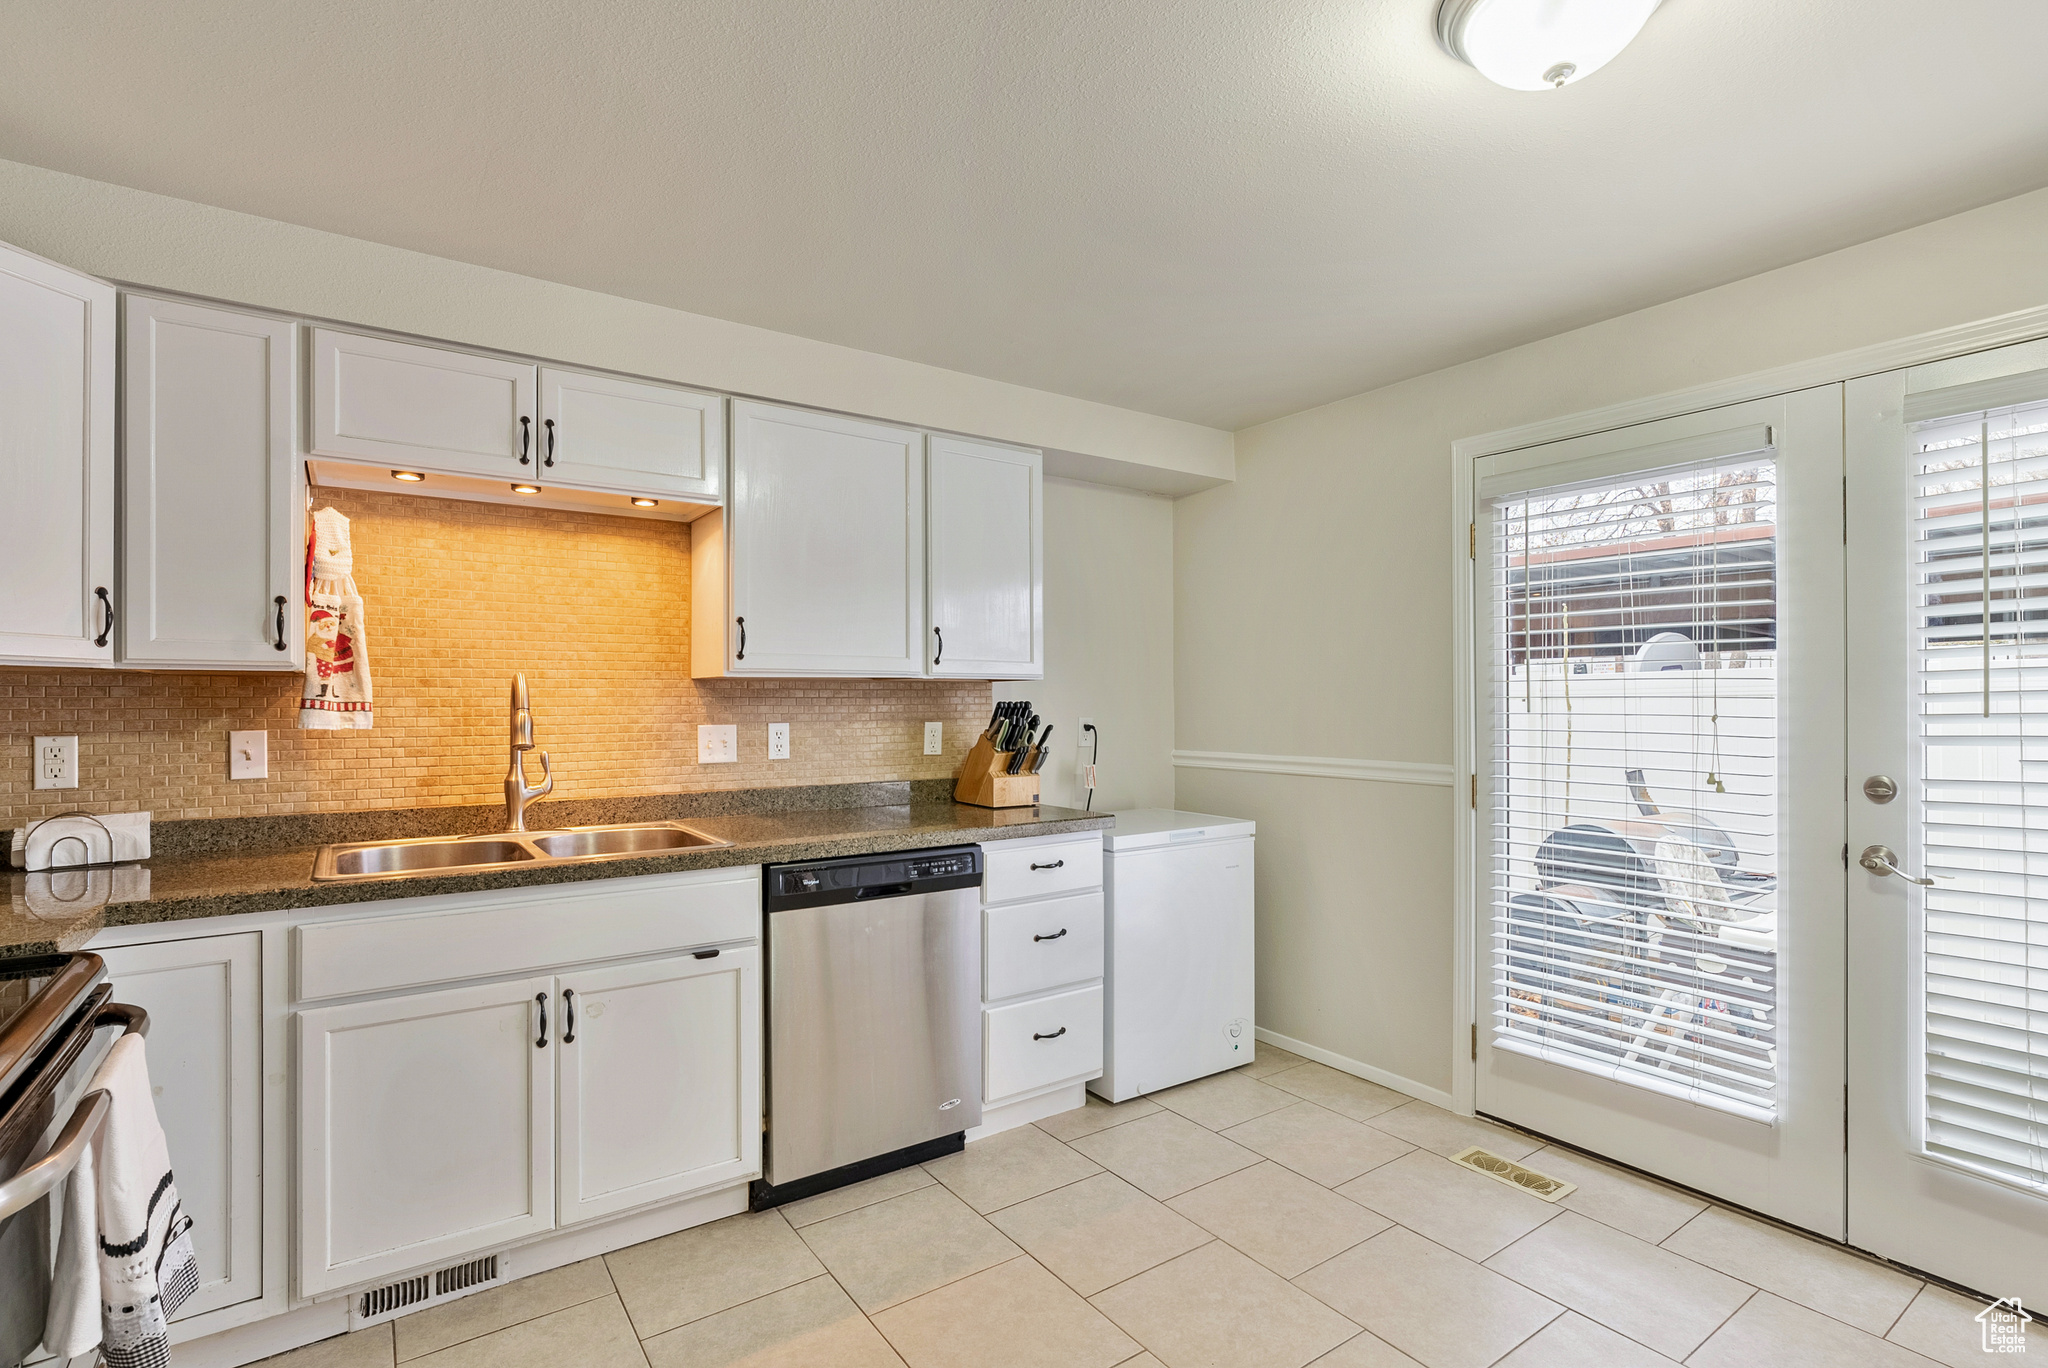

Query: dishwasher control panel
[[765, 844, 984, 910]]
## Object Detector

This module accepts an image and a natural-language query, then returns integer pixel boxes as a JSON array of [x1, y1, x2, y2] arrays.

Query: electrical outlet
[[229, 730, 268, 780], [697, 724, 738, 765], [923, 721, 943, 755], [1077, 718, 1095, 746], [768, 722, 790, 760], [33, 736, 78, 790]]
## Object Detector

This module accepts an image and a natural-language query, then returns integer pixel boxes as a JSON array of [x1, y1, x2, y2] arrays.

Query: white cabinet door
[[310, 329, 539, 478], [538, 367, 724, 501], [928, 436, 1042, 679], [0, 238, 115, 665], [297, 976, 555, 1295], [556, 948, 760, 1225], [100, 933, 263, 1319], [721, 401, 925, 675], [122, 296, 301, 669]]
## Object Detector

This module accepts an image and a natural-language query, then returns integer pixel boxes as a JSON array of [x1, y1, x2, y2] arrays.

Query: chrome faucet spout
[[504, 673, 554, 831]]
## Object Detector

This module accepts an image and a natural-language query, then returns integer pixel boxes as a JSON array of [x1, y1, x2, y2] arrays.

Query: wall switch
[[33, 736, 78, 790], [767, 722, 791, 760], [229, 730, 268, 780], [923, 722, 943, 755], [697, 724, 738, 764]]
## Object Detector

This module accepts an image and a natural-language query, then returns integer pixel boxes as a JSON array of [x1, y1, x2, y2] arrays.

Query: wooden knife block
[[954, 735, 1042, 809]]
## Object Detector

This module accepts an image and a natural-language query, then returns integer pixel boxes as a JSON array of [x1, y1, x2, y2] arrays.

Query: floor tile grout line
[[1684, 1285, 1761, 1362], [394, 1283, 620, 1364], [623, 1267, 827, 1346], [1075, 1235, 1221, 1304], [1881, 1282, 1930, 1343]]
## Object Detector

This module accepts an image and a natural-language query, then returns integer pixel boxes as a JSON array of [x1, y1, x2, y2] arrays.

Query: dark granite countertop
[[3, 781, 1111, 958]]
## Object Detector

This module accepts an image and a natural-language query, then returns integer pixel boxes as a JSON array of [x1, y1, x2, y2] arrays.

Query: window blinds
[[1488, 455, 1781, 1121], [1912, 399, 2048, 1191]]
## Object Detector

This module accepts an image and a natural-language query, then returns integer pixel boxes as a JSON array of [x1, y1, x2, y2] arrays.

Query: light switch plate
[[698, 724, 738, 764], [229, 730, 269, 780], [768, 722, 790, 760], [923, 722, 943, 755], [33, 736, 78, 790]]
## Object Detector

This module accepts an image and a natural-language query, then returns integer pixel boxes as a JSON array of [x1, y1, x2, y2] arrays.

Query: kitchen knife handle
[[520, 415, 532, 463], [543, 418, 556, 467], [933, 625, 943, 666], [274, 595, 288, 650], [735, 616, 746, 661]]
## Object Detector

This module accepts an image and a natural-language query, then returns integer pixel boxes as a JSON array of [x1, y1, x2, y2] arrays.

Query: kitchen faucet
[[504, 673, 553, 831]]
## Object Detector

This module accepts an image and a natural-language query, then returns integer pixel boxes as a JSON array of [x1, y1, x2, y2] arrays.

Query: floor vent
[[350, 1254, 506, 1328], [1447, 1146, 1577, 1202]]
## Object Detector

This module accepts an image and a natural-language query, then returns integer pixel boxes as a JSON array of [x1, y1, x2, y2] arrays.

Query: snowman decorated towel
[[300, 506, 375, 730]]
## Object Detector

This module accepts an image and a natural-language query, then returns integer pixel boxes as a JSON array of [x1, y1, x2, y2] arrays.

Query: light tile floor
[[253, 1047, 2046, 1368]]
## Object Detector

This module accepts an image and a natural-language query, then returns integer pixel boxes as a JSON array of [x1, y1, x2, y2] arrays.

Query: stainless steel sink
[[312, 821, 732, 883]]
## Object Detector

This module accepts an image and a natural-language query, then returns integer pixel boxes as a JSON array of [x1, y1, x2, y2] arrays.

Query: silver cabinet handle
[[1859, 845, 1935, 886]]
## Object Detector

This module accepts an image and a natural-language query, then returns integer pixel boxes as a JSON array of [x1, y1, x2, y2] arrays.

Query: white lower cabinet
[[557, 949, 760, 1224], [99, 933, 264, 1320], [982, 834, 1106, 1108], [297, 976, 556, 1296]]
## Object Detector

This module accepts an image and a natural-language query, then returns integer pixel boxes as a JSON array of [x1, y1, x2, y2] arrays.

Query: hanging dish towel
[[44, 1033, 201, 1368], [301, 506, 375, 730]]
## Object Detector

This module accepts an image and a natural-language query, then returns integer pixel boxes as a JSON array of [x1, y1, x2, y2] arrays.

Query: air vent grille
[[1446, 1146, 1578, 1202], [359, 1274, 430, 1320], [351, 1253, 506, 1328], [436, 1254, 499, 1297]]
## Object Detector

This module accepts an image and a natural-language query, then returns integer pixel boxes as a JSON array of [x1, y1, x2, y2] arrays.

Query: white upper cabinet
[[297, 976, 556, 1295], [709, 401, 926, 676], [927, 435, 1042, 679], [556, 948, 760, 1225], [0, 238, 116, 666], [538, 367, 723, 501], [310, 328, 540, 477], [123, 296, 301, 669]]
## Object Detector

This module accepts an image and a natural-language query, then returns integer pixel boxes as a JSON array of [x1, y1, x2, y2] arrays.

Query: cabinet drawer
[[985, 892, 1102, 1002], [984, 835, 1102, 905], [295, 869, 759, 1001], [985, 984, 1103, 1103]]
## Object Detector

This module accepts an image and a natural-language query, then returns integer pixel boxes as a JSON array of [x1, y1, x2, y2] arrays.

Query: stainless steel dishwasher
[[753, 845, 983, 1209]]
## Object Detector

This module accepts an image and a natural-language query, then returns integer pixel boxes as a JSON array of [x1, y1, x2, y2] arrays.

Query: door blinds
[[1488, 455, 1781, 1121], [1911, 398, 2048, 1191]]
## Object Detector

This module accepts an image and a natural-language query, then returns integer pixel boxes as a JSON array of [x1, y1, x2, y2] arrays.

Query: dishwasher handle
[[854, 882, 915, 900]]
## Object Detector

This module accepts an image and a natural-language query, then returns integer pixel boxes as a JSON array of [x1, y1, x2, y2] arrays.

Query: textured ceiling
[[4, 1, 2047, 430]]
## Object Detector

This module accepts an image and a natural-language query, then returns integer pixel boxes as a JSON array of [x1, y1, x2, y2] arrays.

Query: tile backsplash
[[1, 488, 991, 827]]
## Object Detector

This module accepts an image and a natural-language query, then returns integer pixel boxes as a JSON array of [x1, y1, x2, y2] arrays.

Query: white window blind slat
[[1911, 398, 2048, 1192], [1488, 455, 1781, 1119]]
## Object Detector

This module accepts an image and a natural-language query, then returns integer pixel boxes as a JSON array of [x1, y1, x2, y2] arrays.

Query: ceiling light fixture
[[391, 470, 425, 482], [630, 497, 659, 508], [511, 483, 542, 495], [1436, 0, 1661, 90]]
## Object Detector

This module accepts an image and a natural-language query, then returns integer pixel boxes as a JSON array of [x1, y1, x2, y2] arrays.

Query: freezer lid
[[1102, 808, 1255, 851]]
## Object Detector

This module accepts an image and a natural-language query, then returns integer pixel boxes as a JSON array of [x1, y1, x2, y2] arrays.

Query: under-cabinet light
[[391, 470, 426, 482], [631, 497, 659, 507], [511, 484, 542, 495]]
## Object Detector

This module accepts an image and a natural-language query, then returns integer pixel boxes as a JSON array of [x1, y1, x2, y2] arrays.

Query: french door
[[1846, 341, 2048, 1307], [1472, 386, 1848, 1235]]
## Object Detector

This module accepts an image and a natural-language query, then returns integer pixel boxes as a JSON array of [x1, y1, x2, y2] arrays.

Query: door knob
[[1859, 845, 1935, 886]]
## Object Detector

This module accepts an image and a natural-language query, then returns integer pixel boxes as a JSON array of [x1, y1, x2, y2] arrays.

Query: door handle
[[535, 991, 549, 1048], [1859, 845, 1935, 886]]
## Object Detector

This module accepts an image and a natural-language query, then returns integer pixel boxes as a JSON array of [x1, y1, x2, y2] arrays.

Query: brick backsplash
[[1, 488, 992, 827]]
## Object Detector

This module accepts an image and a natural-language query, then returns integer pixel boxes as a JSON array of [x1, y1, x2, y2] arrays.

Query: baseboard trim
[[1172, 750, 1456, 787], [1256, 1026, 1458, 1111], [969, 1081, 1088, 1140]]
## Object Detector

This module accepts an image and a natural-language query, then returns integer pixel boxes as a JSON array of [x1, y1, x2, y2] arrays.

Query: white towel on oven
[[42, 1033, 199, 1367]]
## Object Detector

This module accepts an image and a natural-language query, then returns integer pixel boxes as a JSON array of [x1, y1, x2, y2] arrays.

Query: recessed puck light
[[391, 470, 426, 482], [631, 497, 659, 507], [511, 483, 542, 495]]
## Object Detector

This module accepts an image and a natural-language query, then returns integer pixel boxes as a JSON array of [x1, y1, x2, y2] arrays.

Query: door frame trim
[[1448, 298, 2048, 1116]]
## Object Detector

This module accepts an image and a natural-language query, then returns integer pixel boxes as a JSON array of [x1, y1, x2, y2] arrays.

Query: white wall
[[1177, 182, 2048, 1097], [1001, 478, 1176, 813], [0, 157, 1231, 483]]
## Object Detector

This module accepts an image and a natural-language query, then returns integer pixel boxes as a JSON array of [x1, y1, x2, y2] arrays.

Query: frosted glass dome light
[[1436, 0, 1663, 91]]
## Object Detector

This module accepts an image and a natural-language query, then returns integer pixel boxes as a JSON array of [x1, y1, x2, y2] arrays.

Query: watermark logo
[[1979, 1297, 2032, 1355]]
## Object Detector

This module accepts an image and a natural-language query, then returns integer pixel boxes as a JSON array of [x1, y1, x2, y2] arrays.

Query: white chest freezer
[[1090, 808, 1256, 1103]]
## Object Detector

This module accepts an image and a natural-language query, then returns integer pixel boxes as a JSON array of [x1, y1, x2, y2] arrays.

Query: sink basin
[[528, 826, 723, 858], [312, 821, 732, 882], [321, 837, 536, 879]]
